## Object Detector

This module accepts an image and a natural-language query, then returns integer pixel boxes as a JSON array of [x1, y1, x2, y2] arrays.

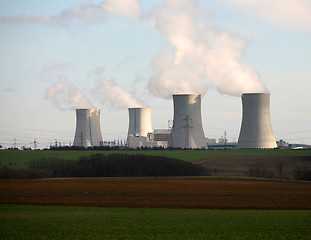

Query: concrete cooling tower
[[170, 94, 206, 149], [73, 109, 103, 148], [127, 108, 152, 138], [237, 93, 277, 149]]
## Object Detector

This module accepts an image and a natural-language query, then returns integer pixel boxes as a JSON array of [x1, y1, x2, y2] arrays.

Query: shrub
[[28, 154, 209, 178], [0, 166, 52, 179], [293, 166, 311, 181], [247, 167, 278, 179]]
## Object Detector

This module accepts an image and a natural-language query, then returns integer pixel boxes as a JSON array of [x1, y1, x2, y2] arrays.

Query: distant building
[[127, 129, 171, 149], [206, 137, 237, 150], [277, 139, 289, 148]]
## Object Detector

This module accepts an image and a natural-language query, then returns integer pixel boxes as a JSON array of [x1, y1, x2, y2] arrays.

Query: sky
[[0, 0, 310, 149]]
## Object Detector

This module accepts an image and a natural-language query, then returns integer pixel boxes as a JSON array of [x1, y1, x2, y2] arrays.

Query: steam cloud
[[46, 76, 94, 110], [3, 0, 271, 102], [221, 0, 311, 33], [148, 0, 267, 98], [93, 79, 146, 109]]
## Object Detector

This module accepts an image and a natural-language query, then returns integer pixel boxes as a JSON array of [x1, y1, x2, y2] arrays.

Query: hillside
[[195, 155, 311, 179]]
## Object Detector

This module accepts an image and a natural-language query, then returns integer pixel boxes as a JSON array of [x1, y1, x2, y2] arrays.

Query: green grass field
[[1, 148, 311, 166], [0, 205, 310, 240]]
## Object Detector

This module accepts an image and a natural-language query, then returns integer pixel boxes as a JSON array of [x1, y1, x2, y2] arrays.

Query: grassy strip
[[0, 204, 310, 240], [1, 148, 311, 166]]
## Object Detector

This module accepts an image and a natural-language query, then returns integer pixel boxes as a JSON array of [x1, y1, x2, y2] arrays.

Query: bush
[[247, 167, 278, 179], [28, 154, 210, 178], [293, 166, 311, 181], [0, 166, 52, 179]]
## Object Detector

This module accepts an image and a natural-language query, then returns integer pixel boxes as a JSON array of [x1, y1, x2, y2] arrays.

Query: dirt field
[[195, 155, 311, 177], [1, 177, 311, 209]]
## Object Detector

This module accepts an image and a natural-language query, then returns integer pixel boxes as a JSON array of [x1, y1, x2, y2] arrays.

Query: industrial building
[[70, 93, 280, 150], [237, 93, 277, 149], [127, 107, 153, 149], [72, 108, 103, 148], [169, 94, 207, 149], [206, 138, 237, 150], [147, 129, 171, 148]]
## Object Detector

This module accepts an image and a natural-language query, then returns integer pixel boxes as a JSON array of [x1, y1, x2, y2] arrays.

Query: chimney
[[127, 108, 152, 138], [170, 94, 206, 149], [237, 93, 277, 149], [73, 109, 103, 148]]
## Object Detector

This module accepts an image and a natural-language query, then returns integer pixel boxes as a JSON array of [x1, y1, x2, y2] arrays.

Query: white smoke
[[221, 0, 311, 33], [148, 0, 267, 98], [45, 76, 94, 110], [5, 0, 271, 99], [93, 79, 146, 109], [102, 0, 142, 18]]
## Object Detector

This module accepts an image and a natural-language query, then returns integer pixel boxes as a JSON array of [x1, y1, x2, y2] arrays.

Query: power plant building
[[169, 94, 207, 149], [127, 107, 153, 148], [237, 93, 277, 149], [73, 108, 103, 148], [147, 129, 171, 148]]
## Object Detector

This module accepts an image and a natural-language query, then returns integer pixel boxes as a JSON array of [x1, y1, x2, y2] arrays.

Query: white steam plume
[[94, 79, 146, 109], [102, 0, 142, 18], [0, 0, 141, 26], [45, 76, 94, 110], [221, 0, 311, 33], [148, 0, 267, 98]]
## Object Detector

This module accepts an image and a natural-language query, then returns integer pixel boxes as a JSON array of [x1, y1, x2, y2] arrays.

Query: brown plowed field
[[1, 177, 311, 209]]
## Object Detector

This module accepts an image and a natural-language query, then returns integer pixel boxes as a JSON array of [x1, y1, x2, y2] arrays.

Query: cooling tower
[[170, 94, 206, 149], [73, 109, 103, 148], [127, 108, 152, 138], [237, 93, 277, 149]]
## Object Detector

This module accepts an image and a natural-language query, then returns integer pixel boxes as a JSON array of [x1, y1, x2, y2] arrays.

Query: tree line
[[0, 154, 209, 179]]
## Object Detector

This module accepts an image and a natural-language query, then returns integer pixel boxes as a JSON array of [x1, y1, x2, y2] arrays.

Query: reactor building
[[169, 94, 207, 149], [72, 108, 103, 148], [237, 93, 277, 149], [127, 107, 153, 148]]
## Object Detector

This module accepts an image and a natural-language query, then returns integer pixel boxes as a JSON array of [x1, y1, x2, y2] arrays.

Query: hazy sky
[[0, 0, 310, 149]]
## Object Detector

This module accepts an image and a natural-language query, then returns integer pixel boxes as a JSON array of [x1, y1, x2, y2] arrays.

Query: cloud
[[102, 0, 142, 18], [89, 66, 105, 76], [41, 60, 70, 74], [221, 0, 311, 33], [0, 0, 142, 26], [2, 88, 16, 93], [45, 75, 94, 110], [93, 79, 146, 109], [147, 0, 267, 99]]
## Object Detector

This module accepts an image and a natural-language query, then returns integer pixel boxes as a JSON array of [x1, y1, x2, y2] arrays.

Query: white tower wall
[[73, 109, 103, 148], [237, 93, 277, 149], [127, 108, 152, 138], [170, 94, 206, 149]]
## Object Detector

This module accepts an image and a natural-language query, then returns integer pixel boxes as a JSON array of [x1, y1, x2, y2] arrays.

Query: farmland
[[1, 148, 311, 166], [1, 177, 310, 209], [1, 204, 310, 240], [1, 149, 311, 239]]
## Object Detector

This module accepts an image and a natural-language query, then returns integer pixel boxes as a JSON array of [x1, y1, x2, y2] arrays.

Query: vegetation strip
[[1, 204, 311, 240], [1, 148, 311, 166]]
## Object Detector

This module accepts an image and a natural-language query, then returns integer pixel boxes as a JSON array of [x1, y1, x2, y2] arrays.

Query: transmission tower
[[182, 115, 194, 148], [80, 132, 83, 147], [168, 120, 173, 130], [224, 130, 227, 150], [33, 139, 37, 150]]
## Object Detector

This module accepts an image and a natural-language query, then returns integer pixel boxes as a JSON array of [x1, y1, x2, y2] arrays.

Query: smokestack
[[127, 108, 152, 138], [237, 93, 277, 149], [73, 109, 103, 148], [170, 94, 206, 149]]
